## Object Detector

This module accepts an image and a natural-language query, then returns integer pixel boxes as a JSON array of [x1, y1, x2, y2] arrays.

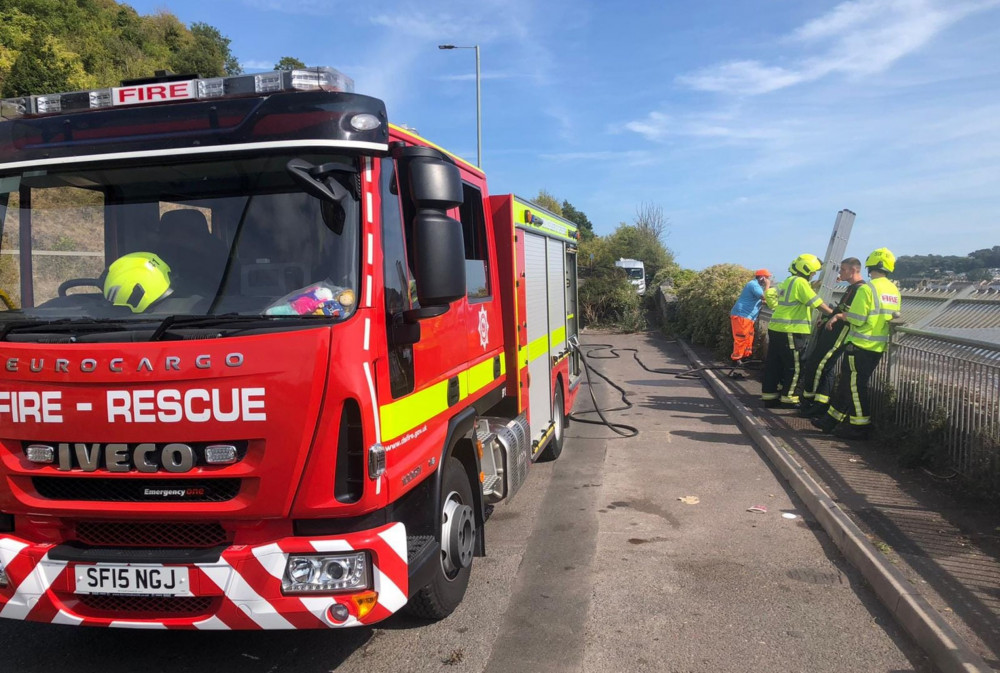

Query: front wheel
[[407, 457, 476, 619]]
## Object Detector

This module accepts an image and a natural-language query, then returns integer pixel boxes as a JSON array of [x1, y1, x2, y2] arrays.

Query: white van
[[615, 258, 646, 294]]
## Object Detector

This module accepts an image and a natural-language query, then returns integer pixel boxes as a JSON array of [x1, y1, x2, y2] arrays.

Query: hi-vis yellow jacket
[[769, 275, 823, 334], [844, 276, 901, 352]]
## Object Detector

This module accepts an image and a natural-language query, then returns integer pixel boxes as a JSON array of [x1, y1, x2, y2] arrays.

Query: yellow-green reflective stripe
[[811, 328, 847, 393], [380, 355, 506, 440], [528, 335, 549, 361], [848, 355, 863, 419], [788, 333, 801, 393], [551, 326, 566, 349], [381, 378, 451, 441], [467, 356, 502, 394], [849, 331, 888, 343]]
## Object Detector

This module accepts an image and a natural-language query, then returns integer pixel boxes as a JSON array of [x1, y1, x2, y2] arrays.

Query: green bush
[[672, 263, 753, 357], [579, 268, 643, 331]]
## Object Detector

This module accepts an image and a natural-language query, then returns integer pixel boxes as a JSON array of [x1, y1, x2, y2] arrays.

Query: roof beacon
[[0, 66, 354, 120]]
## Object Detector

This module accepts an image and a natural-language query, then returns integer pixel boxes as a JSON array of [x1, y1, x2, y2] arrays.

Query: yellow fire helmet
[[103, 252, 173, 313], [865, 247, 896, 274], [789, 253, 822, 277]]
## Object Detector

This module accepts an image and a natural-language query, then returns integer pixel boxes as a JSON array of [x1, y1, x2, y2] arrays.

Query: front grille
[[74, 594, 216, 617], [33, 478, 240, 502], [75, 521, 229, 548]]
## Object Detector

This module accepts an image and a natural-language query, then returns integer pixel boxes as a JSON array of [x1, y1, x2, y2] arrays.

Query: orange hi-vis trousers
[[730, 315, 755, 362]]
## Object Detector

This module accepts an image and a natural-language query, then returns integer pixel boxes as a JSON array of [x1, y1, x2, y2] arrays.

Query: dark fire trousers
[[761, 330, 806, 404], [801, 324, 850, 405], [828, 345, 883, 426]]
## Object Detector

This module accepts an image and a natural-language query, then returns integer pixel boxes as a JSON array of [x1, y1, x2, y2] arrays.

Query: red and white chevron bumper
[[0, 522, 408, 629]]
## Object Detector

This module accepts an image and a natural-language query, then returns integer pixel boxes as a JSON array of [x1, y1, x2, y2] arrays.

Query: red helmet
[[754, 269, 771, 278]]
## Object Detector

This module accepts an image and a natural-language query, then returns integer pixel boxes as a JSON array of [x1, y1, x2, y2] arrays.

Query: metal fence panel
[[870, 330, 1000, 480]]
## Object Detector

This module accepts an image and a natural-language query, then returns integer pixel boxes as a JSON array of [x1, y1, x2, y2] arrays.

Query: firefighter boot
[[834, 424, 871, 441], [797, 399, 815, 415], [804, 403, 830, 418], [811, 414, 838, 434]]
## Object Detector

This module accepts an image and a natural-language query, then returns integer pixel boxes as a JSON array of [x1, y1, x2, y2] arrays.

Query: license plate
[[74, 565, 190, 596]]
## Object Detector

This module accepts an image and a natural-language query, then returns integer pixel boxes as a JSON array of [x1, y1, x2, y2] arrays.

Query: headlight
[[0, 559, 8, 588], [281, 552, 371, 594]]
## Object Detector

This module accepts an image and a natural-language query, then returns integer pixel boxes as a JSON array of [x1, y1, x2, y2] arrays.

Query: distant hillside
[[895, 246, 1000, 281], [0, 0, 240, 97]]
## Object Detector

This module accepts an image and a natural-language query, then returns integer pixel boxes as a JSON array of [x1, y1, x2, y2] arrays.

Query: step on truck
[[0, 67, 580, 629]]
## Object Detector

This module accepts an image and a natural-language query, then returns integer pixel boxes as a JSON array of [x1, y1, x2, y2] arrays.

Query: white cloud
[[678, 0, 1000, 95], [623, 109, 788, 143], [540, 150, 654, 164]]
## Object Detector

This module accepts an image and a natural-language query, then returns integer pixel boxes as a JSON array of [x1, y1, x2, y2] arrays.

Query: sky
[[122, 0, 1000, 277]]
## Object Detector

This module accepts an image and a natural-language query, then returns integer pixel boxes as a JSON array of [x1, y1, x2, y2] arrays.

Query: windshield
[[0, 152, 360, 329], [625, 268, 644, 280]]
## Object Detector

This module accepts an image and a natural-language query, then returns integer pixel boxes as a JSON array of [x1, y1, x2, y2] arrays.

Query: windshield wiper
[[149, 313, 321, 341], [0, 318, 129, 341]]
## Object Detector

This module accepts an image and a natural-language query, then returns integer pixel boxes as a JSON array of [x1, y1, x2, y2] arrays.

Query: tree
[[274, 56, 306, 70], [561, 200, 595, 241], [0, 2, 242, 93], [634, 202, 668, 241], [674, 263, 754, 356], [1, 34, 81, 97], [604, 222, 676, 283], [169, 22, 241, 77], [966, 268, 993, 282], [532, 190, 563, 216]]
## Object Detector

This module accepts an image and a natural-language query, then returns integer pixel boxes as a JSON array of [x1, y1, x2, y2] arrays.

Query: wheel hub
[[441, 491, 475, 576]]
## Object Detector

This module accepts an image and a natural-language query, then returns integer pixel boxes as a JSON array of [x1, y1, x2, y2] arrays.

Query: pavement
[[0, 330, 952, 672], [698, 340, 1000, 671]]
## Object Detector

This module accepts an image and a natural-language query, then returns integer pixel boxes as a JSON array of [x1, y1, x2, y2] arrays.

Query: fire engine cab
[[0, 67, 580, 629]]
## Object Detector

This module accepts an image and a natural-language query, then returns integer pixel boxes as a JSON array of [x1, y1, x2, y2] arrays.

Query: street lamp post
[[438, 44, 481, 169]]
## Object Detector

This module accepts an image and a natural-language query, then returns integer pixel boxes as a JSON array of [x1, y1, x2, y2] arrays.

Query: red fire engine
[[0, 67, 580, 629]]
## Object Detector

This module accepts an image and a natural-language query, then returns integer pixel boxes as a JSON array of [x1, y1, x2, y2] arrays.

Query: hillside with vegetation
[[895, 246, 1000, 281], [0, 0, 240, 97]]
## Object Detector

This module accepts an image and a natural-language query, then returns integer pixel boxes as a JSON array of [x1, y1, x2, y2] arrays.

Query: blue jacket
[[730, 280, 766, 321]]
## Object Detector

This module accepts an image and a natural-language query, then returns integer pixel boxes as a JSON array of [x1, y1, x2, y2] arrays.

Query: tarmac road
[[0, 333, 931, 672]]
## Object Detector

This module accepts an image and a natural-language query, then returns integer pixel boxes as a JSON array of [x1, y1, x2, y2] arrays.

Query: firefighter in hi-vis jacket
[[812, 248, 902, 440], [761, 254, 834, 408], [798, 257, 865, 417]]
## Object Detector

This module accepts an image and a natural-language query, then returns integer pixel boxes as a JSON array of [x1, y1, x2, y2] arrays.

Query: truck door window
[[459, 182, 490, 301], [381, 157, 415, 398]]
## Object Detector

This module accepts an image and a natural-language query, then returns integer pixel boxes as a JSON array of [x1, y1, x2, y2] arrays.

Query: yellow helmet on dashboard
[[103, 252, 172, 313], [865, 248, 896, 274], [789, 253, 822, 277]]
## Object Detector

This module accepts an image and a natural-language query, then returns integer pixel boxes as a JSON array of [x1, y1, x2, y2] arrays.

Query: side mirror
[[396, 146, 466, 312]]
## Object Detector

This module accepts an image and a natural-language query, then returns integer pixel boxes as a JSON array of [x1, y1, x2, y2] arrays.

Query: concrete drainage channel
[[676, 340, 991, 673]]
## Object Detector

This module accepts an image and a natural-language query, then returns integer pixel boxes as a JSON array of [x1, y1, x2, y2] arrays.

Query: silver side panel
[[523, 232, 552, 447], [548, 239, 566, 356]]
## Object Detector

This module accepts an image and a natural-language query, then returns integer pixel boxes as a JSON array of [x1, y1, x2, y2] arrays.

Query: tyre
[[538, 384, 565, 462], [407, 457, 476, 619]]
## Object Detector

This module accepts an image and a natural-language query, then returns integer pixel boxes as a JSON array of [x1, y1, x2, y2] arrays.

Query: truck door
[[458, 180, 501, 361]]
